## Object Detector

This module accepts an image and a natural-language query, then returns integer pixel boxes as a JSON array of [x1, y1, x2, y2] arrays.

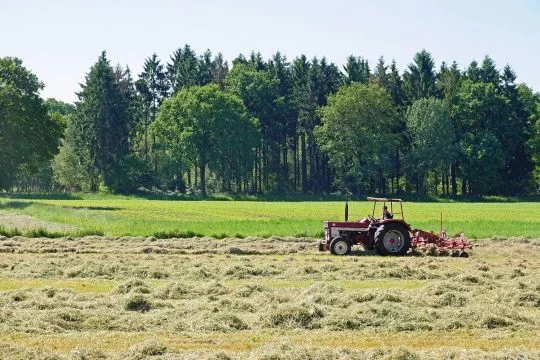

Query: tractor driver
[[383, 205, 393, 219]]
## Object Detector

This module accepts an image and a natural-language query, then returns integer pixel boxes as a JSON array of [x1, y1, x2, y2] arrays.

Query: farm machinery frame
[[319, 197, 471, 256]]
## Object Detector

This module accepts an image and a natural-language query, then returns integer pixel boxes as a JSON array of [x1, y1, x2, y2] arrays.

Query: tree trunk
[[404, 165, 409, 193], [309, 134, 316, 193], [293, 137, 298, 192], [258, 147, 262, 193], [451, 161, 457, 195], [441, 169, 445, 195], [395, 148, 401, 193], [199, 164, 206, 197], [262, 141, 268, 191], [144, 109, 149, 163], [301, 132, 307, 193], [434, 171, 438, 195], [251, 161, 256, 193], [177, 169, 181, 192], [281, 143, 288, 192], [379, 168, 384, 194], [253, 150, 258, 193], [152, 134, 157, 174]]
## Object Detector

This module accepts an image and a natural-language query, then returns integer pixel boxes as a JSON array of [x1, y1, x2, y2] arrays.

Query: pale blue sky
[[2, 0, 539, 103]]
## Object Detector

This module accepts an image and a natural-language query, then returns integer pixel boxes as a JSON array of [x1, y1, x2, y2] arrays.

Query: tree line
[[1, 47, 539, 196]]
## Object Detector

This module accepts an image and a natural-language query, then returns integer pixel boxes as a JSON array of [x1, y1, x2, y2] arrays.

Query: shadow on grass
[[62, 206, 123, 211], [2, 193, 83, 200], [349, 249, 378, 257], [348, 248, 426, 257], [2, 192, 538, 203], [153, 230, 205, 239], [132, 192, 540, 203], [0, 200, 33, 210]]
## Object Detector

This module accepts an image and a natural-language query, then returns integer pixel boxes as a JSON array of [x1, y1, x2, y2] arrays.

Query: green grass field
[[1, 196, 539, 238]]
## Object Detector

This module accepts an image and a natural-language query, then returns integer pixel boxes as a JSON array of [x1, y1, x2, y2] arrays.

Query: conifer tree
[[72, 51, 131, 191], [167, 45, 199, 93], [136, 54, 168, 164], [210, 52, 229, 89], [403, 49, 437, 103], [372, 56, 389, 89]]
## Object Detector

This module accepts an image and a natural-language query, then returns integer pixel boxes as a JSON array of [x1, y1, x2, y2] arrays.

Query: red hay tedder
[[319, 197, 472, 257]]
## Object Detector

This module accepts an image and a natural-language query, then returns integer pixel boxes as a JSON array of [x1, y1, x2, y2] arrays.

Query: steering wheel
[[367, 214, 376, 222]]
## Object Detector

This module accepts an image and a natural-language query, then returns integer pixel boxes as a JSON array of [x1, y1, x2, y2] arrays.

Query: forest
[[1, 47, 539, 196]]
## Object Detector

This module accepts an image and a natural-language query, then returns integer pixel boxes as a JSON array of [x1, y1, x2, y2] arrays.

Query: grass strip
[[3, 329, 538, 353]]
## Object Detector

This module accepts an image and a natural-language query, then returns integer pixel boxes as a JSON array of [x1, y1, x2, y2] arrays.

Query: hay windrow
[[0, 236, 538, 358]]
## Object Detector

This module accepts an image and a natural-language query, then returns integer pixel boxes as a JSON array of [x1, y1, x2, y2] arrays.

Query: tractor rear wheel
[[330, 238, 351, 255], [374, 223, 410, 256]]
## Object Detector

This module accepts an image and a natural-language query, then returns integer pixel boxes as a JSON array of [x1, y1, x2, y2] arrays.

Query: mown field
[[0, 196, 539, 239], [0, 197, 539, 358], [0, 235, 538, 359]]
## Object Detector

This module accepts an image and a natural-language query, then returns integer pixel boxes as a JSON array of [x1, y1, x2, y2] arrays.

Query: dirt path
[[0, 210, 76, 232]]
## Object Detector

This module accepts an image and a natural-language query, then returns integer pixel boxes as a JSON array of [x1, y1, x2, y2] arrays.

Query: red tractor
[[319, 197, 471, 256], [320, 197, 411, 256]]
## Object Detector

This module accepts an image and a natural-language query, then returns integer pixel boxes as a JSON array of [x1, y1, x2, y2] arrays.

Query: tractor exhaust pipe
[[345, 192, 349, 221], [440, 212, 443, 235]]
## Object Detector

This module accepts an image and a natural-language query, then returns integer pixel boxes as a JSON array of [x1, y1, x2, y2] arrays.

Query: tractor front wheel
[[374, 223, 410, 256], [330, 238, 351, 255]]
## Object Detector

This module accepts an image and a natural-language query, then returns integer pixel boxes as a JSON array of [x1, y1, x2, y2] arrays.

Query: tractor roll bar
[[367, 197, 405, 220], [367, 197, 403, 202]]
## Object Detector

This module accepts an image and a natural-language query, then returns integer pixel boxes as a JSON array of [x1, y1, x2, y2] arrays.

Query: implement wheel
[[330, 238, 351, 256], [374, 223, 411, 256]]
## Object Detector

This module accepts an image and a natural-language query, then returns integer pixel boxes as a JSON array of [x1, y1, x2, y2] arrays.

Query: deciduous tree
[[405, 98, 455, 194], [152, 84, 258, 196], [225, 63, 282, 192], [0, 57, 62, 190], [315, 83, 398, 193]]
